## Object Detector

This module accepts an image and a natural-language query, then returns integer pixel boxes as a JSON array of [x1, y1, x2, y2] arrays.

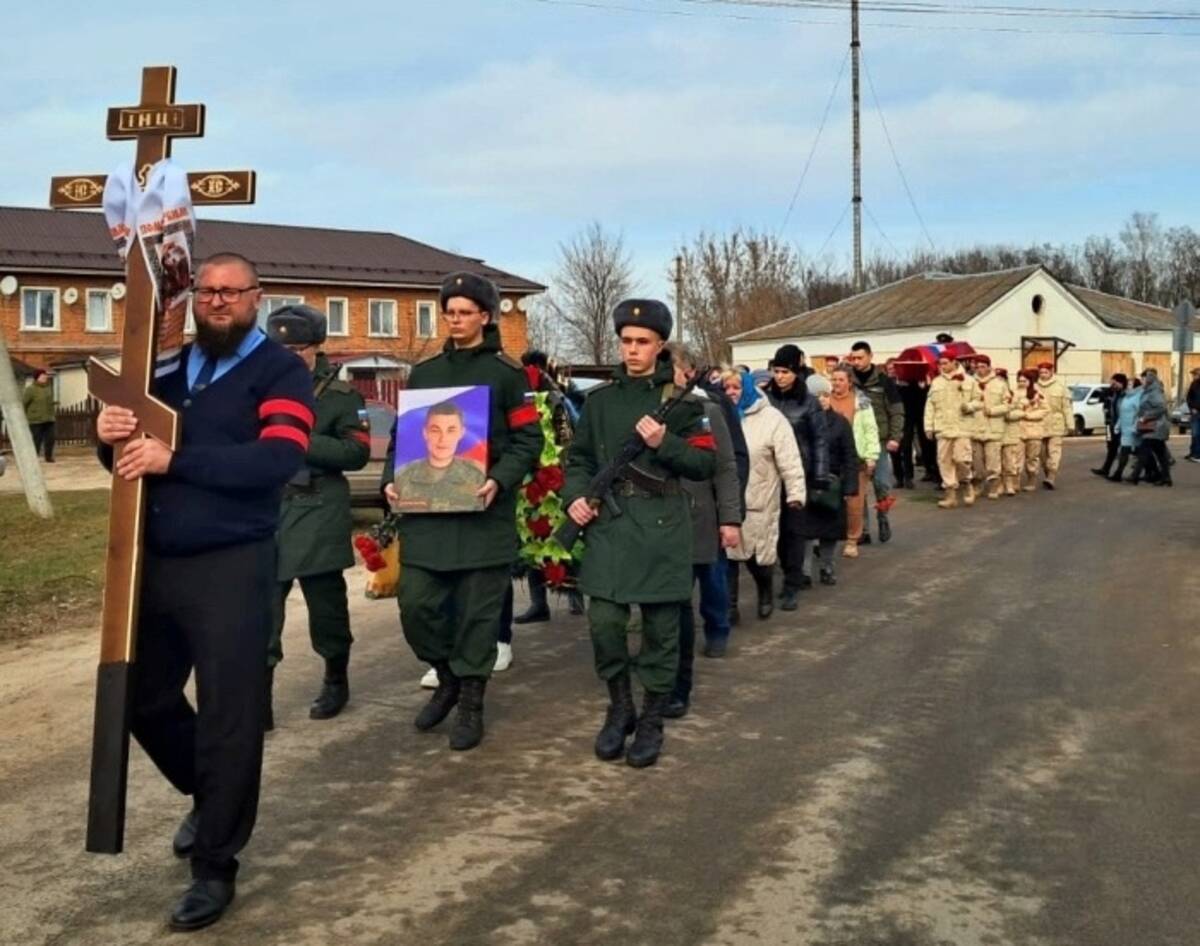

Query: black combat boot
[[514, 572, 551, 624], [449, 677, 486, 751], [310, 654, 349, 720], [877, 511, 892, 544], [264, 666, 275, 733], [626, 691, 668, 769], [414, 662, 460, 731], [751, 564, 774, 619], [594, 673, 636, 761]]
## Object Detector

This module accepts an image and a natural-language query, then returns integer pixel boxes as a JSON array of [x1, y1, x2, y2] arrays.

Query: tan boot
[[987, 480, 1002, 500], [1004, 476, 1018, 496], [963, 482, 976, 506], [842, 540, 859, 558], [937, 487, 959, 509]]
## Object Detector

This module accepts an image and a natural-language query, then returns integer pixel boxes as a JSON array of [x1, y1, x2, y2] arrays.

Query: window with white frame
[[416, 300, 437, 339], [257, 295, 304, 328], [86, 289, 113, 332], [21, 288, 59, 331], [369, 299, 397, 337], [327, 297, 349, 336]]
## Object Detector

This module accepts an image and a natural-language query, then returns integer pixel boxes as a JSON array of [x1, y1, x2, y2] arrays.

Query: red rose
[[543, 562, 568, 586], [524, 480, 547, 505], [364, 553, 387, 572], [353, 534, 372, 552], [535, 464, 565, 492], [528, 515, 553, 539]]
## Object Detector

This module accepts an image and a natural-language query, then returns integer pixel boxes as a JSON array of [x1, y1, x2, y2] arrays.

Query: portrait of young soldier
[[382, 272, 543, 751], [265, 304, 371, 727], [393, 400, 486, 511], [564, 299, 717, 769]]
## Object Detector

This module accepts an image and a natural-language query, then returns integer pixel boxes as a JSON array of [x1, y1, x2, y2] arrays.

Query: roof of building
[[729, 265, 1181, 343], [0, 205, 544, 293]]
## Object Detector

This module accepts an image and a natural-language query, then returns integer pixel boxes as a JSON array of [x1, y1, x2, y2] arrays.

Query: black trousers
[[131, 538, 274, 882], [1137, 440, 1171, 483], [1098, 436, 1120, 474], [30, 421, 55, 460]]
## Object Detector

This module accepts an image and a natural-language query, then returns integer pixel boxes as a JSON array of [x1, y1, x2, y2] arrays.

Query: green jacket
[[277, 356, 370, 580], [382, 324, 543, 570], [22, 382, 56, 424], [563, 357, 717, 604]]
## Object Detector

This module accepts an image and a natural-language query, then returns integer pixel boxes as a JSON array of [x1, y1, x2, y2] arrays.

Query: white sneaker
[[494, 642, 514, 673], [419, 666, 439, 689]]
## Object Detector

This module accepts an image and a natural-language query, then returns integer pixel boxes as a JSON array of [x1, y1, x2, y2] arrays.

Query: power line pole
[[0, 333, 54, 518], [851, 0, 864, 294]]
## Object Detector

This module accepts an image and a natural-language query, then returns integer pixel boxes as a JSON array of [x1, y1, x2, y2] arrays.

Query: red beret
[[1038, 361, 1054, 371], [972, 354, 991, 366]]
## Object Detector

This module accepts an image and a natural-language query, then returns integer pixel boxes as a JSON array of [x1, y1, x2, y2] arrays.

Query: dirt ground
[[1, 442, 1197, 946]]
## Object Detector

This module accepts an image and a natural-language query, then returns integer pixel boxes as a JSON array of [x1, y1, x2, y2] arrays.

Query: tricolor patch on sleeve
[[259, 398, 314, 450]]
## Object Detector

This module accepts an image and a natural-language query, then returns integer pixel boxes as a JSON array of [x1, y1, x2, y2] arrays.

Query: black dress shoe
[[169, 879, 235, 932], [661, 695, 690, 719], [859, 533, 872, 545], [779, 590, 799, 611], [819, 568, 837, 586], [172, 808, 198, 859], [1091, 468, 1110, 477]]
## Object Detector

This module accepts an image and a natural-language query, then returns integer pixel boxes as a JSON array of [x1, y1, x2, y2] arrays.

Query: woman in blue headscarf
[[721, 369, 806, 621]]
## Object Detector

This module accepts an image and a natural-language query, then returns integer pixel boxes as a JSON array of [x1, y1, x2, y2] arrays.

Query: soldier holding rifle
[[563, 300, 716, 769]]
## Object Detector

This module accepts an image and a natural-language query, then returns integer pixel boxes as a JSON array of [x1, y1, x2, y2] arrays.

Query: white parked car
[[1069, 384, 1108, 436]]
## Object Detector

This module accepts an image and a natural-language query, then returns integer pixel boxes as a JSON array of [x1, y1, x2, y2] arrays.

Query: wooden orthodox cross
[[50, 65, 256, 854]]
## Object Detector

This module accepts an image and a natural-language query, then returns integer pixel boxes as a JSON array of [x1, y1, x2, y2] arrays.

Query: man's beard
[[195, 314, 256, 359]]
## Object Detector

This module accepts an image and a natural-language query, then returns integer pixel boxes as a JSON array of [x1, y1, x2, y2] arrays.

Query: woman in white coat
[[722, 370, 807, 621]]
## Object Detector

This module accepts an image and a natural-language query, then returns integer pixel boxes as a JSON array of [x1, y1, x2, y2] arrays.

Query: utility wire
[[816, 202, 852, 258], [861, 49, 937, 251], [687, 0, 1200, 23], [522, 0, 1200, 35], [864, 203, 903, 258], [779, 48, 850, 238]]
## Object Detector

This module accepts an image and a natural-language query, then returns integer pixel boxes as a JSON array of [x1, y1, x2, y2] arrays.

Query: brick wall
[[0, 271, 532, 370]]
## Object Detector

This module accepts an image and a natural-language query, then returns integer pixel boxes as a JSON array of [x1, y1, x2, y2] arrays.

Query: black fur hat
[[612, 298, 672, 340], [266, 304, 327, 346], [440, 271, 501, 317]]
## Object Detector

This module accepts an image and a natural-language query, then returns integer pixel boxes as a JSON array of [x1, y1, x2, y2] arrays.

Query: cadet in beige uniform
[[997, 369, 1024, 496], [1035, 361, 1073, 489], [923, 353, 982, 509], [972, 355, 1008, 499], [1016, 370, 1050, 491]]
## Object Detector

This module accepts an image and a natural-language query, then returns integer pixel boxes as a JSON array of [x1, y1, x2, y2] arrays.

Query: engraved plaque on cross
[[50, 65, 257, 855]]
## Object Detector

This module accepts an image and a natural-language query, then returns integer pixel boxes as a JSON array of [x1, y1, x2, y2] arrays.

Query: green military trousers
[[588, 597, 681, 695], [268, 571, 353, 668], [399, 564, 508, 679]]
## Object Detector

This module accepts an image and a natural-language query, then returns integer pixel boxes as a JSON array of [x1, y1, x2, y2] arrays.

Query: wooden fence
[[0, 398, 100, 450]]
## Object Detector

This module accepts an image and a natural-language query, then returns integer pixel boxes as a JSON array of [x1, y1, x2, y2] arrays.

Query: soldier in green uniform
[[564, 299, 717, 768], [382, 272, 543, 751], [392, 401, 487, 512], [265, 305, 371, 727], [22, 370, 57, 461]]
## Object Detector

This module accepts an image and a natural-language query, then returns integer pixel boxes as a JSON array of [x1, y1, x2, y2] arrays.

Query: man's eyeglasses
[[192, 286, 259, 303]]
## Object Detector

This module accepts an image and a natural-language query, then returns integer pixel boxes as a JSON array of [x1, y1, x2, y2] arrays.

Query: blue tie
[[193, 356, 216, 391]]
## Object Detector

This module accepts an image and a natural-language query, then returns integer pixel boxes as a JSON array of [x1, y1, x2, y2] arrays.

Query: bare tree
[[1120, 211, 1164, 304], [1161, 226, 1200, 307], [675, 228, 808, 364], [1082, 236, 1126, 294], [543, 222, 635, 364]]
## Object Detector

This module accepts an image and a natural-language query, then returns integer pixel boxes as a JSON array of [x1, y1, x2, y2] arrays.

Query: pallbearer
[[564, 300, 716, 768], [266, 305, 370, 726], [95, 253, 314, 930]]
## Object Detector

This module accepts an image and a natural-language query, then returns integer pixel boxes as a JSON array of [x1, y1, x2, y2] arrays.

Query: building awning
[[333, 355, 411, 370]]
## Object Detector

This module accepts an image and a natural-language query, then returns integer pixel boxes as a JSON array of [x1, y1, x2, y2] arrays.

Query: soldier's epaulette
[[495, 352, 524, 371]]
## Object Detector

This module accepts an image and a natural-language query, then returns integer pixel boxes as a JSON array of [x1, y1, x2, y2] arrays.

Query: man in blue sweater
[[97, 252, 314, 932]]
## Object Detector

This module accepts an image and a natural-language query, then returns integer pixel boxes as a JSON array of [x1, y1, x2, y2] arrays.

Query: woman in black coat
[[792, 374, 859, 586]]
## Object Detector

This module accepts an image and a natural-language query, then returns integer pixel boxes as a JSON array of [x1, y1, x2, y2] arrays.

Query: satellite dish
[[111, 282, 126, 300], [500, 298, 514, 314], [516, 297, 529, 313], [0, 276, 16, 297], [63, 287, 79, 305]]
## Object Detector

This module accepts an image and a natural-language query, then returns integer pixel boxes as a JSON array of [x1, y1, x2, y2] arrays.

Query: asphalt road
[[2, 443, 1197, 946]]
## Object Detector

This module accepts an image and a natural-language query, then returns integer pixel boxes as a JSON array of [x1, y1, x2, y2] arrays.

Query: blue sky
[[3, 0, 1198, 298]]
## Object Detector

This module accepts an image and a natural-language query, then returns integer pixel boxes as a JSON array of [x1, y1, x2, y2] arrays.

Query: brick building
[[0, 205, 543, 404]]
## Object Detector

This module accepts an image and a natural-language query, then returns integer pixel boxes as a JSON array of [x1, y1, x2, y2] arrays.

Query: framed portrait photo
[[393, 385, 491, 513]]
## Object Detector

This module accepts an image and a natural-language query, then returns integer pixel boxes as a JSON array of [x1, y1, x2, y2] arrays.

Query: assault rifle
[[553, 368, 711, 550]]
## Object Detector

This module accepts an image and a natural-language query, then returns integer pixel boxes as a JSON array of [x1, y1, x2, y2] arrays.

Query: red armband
[[507, 403, 539, 428], [258, 398, 314, 450], [350, 430, 371, 447]]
